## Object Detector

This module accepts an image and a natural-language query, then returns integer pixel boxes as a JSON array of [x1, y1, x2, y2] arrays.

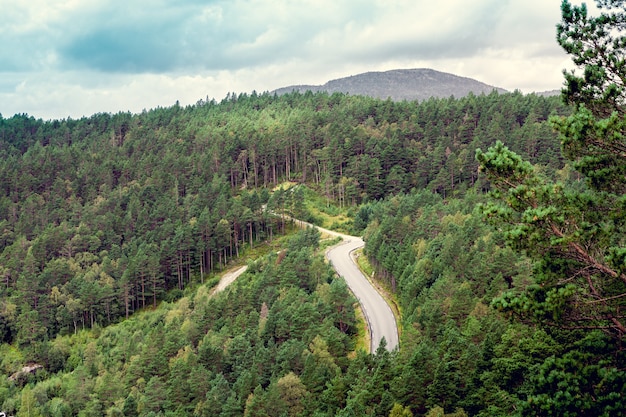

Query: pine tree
[[475, 1, 626, 414], [122, 394, 139, 417]]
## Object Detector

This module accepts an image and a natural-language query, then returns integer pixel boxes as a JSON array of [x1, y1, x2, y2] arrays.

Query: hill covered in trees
[[0, 88, 595, 417], [0, 63, 624, 416], [0, 90, 568, 347], [3, 1, 626, 414], [272, 68, 508, 101]]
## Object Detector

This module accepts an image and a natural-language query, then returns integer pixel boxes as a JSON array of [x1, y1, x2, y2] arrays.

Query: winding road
[[291, 219, 399, 352], [215, 216, 399, 353]]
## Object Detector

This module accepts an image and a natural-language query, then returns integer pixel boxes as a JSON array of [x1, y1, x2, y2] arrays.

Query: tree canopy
[[7, 2, 626, 414], [475, 1, 626, 414]]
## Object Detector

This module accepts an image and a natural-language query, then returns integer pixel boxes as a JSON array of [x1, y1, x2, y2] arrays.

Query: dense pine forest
[[0, 90, 566, 346], [0, 88, 583, 417], [2, 2, 626, 415]]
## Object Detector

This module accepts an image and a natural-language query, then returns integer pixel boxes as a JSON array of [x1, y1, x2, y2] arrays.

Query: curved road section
[[325, 234, 399, 352], [290, 218, 398, 353], [219, 214, 399, 353]]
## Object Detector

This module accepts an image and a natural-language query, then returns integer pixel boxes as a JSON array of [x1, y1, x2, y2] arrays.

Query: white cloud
[[0, 0, 576, 120]]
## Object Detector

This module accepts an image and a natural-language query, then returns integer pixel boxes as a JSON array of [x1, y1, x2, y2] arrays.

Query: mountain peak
[[272, 68, 507, 101]]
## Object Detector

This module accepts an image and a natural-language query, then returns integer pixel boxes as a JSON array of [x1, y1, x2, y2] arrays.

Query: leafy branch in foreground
[[476, 141, 626, 339], [477, 0, 626, 343], [475, 2, 626, 414]]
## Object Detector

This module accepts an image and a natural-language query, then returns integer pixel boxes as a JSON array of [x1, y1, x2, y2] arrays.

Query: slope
[[272, 68, 507, 101]]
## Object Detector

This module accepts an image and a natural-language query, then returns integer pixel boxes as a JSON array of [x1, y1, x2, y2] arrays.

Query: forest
[[1, 1, 625, 416], [0, 90, 566, 346]]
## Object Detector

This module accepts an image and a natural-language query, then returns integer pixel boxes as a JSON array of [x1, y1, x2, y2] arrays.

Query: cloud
[[7, 0, 518, 74], [55, 0, 371, 73], [0, 0, 574, 119], [57, 1, 221, 72]]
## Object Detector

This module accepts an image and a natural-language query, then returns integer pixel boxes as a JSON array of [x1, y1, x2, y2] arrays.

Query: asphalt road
[[324, 233, 399, 352], [218, 213, 400, 353]]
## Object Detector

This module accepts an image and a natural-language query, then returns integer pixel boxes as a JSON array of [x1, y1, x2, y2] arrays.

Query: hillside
[[272, 68, 508, 101], [1, 90, 623, 416], [0, 91, 578, 417]]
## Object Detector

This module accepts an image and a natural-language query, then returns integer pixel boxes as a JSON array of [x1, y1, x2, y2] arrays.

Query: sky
[[0, 0, 584, 121]]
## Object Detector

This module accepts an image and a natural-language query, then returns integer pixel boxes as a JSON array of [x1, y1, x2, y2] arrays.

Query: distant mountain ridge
[[272, 68, 508, 101]]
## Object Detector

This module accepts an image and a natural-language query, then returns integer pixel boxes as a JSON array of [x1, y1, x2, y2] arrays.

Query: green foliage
[[522, 331, 626, 416], [358, 180, 613, 416], [472, 2, 626, 415], [424, 406, 468, 417], [389, 403, 413, 417], [0, 229, 363, 416], [0, 87, 566, 349], [287, 226, 320, 252], [0, 48, 591, 416], [477, 138, 626, 336]]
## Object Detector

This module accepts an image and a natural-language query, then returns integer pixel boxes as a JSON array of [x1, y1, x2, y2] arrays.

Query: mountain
[[272, 68, 508, 101]]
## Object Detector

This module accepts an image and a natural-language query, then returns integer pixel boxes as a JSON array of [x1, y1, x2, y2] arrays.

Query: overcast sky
[[1, 0, 582, 121]]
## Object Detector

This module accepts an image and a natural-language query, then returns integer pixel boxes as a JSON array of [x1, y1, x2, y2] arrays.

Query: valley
[[2, 1, 625, 416], [0, 60, 623, 417]]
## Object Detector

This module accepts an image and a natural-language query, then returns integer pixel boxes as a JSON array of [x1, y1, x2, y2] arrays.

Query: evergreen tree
[[475, 1, 626, 413], [122, 394, 139, 417]]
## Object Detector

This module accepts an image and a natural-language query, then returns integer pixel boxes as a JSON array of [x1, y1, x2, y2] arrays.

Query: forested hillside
[[1, 66, 623, 415], [0, 90, 567, 346], [3, 0, 626, 415]]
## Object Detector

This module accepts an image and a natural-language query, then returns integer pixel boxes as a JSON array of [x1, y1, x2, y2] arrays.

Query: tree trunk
[[141, 272, 146, 308]]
